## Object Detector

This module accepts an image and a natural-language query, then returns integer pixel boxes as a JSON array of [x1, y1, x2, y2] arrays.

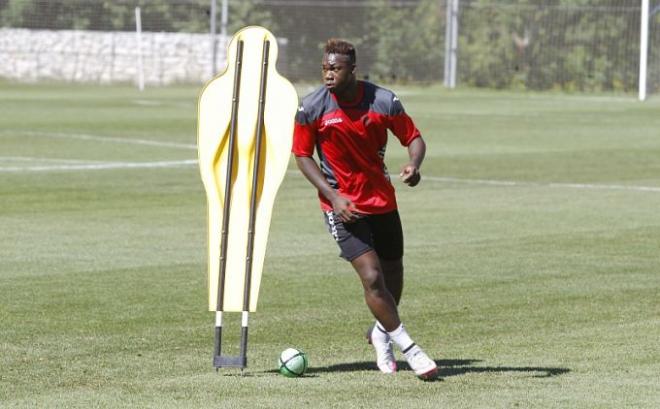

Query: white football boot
[[367, 324, 397, 374], [403, 344, 438, 380]]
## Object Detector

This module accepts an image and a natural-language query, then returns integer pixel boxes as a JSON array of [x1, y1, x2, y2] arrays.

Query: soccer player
[[292, 38, 437, 380]]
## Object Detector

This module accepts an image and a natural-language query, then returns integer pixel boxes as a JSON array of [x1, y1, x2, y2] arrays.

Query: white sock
[[371, 321, 390, 343], [387, 323, 415, 353]]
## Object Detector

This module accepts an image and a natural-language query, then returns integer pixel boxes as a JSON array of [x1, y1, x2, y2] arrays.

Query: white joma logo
[[323, 118, 343, 126]]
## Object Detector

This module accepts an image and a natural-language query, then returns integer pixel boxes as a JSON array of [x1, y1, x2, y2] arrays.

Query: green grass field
[[1, 83, 659, 408]]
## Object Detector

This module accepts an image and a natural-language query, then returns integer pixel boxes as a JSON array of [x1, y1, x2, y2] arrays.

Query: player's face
[[322, 53, 355, 95]]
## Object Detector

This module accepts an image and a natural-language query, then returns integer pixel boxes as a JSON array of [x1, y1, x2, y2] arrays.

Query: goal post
[[639, 0, 649, 101]]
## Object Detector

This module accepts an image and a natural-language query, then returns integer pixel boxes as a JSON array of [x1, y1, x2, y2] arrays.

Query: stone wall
[[0, 28, 230, 85]]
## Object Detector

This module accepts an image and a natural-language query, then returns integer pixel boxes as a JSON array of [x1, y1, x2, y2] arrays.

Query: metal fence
[[457, 2, 654, 93], [0, 0, 658, 95]]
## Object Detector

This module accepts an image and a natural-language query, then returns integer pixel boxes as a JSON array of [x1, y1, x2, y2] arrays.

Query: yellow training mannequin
[[198, 26, 297, 312]]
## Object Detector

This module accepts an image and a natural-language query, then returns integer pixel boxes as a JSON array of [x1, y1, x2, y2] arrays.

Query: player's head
[[322, 38, 357, 95], [324, 38, 356, 65]]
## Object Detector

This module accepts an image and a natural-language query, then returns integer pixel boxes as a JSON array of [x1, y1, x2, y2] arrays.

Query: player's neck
[[334, 80, 360, 104]]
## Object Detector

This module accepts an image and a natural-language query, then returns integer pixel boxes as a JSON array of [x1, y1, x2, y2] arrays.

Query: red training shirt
[[292, 81, 421, 214]]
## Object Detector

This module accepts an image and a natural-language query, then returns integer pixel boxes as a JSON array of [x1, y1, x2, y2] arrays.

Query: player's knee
[[359, 268, 385, 292]]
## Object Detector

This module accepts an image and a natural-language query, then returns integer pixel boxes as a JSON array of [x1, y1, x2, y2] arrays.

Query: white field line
[[132, 99, 163, 106], [1, 156, 110, 164], [5, 130, 197, 150], [0, 159, 198, 172], [283, 171, 660, 193], [425, 176, 660, 193], [2, 153, 658, 194]]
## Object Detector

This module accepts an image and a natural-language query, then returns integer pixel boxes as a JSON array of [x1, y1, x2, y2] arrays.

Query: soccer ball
[[278, 347, 308, 377]]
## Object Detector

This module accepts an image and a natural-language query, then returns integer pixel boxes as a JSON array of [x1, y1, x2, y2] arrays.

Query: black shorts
[[323, 210, 404, 261]]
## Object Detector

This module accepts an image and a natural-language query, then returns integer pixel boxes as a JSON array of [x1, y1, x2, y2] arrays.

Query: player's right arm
[[292, 102, 356, 223], [294, 155, 356, 222]]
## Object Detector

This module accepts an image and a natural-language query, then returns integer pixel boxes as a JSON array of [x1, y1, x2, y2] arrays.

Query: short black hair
[[324, 38, 356, 64]]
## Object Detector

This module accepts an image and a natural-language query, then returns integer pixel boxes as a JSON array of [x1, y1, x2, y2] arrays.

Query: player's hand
[[331, 196, 358, 223], [400, 163, 421, 187]]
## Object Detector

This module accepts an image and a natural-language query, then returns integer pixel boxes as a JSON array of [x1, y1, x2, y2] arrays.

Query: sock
[[387, 323, 416, 353], [371, 321, 390, 343]]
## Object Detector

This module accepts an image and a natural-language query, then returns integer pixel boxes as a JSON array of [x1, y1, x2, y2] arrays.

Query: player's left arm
[[387, 94, 426, 187], [400, 136, 426, 187]]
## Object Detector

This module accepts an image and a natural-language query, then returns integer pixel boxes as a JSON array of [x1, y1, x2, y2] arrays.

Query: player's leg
[[380, 257, 403, 305], [369, 211, 438, 380], [323, 211, 398, 373], [351, 251, 401, 330], [367, 211, 404, 348], [370, 211, 404, 305], [323, 211, 398, 324], [323, 210, 437, 378], [353, 251, 437, 379], [350, 250, 399, 373]]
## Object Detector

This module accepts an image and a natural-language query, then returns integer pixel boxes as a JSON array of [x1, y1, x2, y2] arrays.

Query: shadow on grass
[[306, 359, 570, 381]]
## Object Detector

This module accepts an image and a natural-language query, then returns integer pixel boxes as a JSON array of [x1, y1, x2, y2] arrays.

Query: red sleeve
[[292, 120, 317, 157], [389, 112, 421, 146]]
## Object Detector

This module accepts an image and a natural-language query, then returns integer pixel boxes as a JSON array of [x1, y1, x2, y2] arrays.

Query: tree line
[[1, 0, 657, 91]]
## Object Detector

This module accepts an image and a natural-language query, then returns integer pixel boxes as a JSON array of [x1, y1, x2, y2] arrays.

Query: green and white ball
[[278, 348, 308, 377]]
